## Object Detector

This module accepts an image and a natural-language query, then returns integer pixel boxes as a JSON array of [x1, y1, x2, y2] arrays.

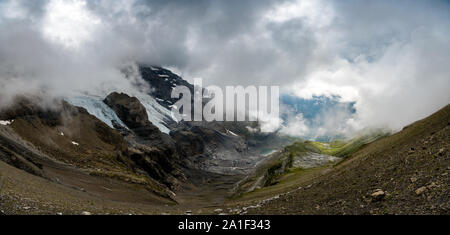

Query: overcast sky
[[0, 0, 449, 132]]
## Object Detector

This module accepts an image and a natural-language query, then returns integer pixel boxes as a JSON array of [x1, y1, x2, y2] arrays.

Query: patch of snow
[[71, 141, 79, 146], [246, 126, 258, 133], [226, 129, 239, 137], [150, 66, 159, 71], [0, 120, 13, 125], [136, 94, 175, 134], [158, 74, 169, 78], [60, 132, 64, 136]]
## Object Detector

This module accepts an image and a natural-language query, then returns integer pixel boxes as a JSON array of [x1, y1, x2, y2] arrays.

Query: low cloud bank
[[0, 0, 449, 136]]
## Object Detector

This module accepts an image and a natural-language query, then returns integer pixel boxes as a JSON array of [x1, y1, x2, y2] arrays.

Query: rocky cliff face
[[102, 89, 264, 177], [104, 92, 173, 145], [170, 121, 261, 175], [138, 65, 196, 110], [103, 92, 186, 191]]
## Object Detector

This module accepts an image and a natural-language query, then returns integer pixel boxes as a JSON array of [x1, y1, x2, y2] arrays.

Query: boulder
[[370, 189, 385, 201], [415, 186, 427, 195]]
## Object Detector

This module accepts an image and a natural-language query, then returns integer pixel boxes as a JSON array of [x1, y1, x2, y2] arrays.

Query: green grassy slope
[[244, 104, 450, 214], [308, 130, 390, 157], [231, 130, 390, 201]]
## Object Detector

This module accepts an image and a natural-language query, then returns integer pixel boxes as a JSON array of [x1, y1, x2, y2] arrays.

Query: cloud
[[42, 0, 102, 49], [278, 95, 358, 139], [286, 0, 450, 131], [0, 0, 449, 134], [290, 0, 450, 130]]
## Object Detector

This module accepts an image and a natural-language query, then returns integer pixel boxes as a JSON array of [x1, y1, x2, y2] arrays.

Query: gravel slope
[[246, 104, 450, 215]]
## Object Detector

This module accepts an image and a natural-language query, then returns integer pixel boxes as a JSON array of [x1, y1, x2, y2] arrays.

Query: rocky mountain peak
[[139, 65, 194, 109]]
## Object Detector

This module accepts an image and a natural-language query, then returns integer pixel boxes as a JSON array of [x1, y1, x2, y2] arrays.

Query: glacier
[[66, 94, 174, 134], [65, 95, 128, 129], [135, 93, 174, 134]]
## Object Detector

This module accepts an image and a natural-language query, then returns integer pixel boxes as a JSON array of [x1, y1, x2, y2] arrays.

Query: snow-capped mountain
[[64, 65, 183, 134]]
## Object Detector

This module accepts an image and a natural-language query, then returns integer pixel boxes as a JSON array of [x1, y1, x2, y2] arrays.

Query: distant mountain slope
[[243, 104, 449, 215]]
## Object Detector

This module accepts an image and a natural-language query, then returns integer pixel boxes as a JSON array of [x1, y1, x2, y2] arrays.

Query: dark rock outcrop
[[104, 92, 161, 137], [104, 92, 175, 147], [138, 66, 196, 109], [138, 65, 211, 122], [170, 129, 205, 157], [103, 92, 185, 190]]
